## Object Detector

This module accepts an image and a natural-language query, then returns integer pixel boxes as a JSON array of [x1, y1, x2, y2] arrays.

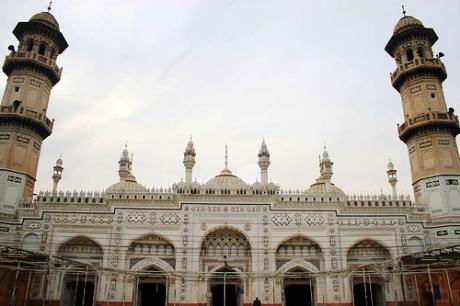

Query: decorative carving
[[264, 257, 270, 270], [262, 215, 269, 225], [89, 216, 113, 224], [54, 215, 77, 223], [183, 214, 190, 225], [407, 225, 421, 232], [244, 223, 251, 231], [150, 212, 156, 224], [25, 223, 41, 230], [295, 213, 302, 226], [201, 223, 207, 231], [160, 213, 180, 224], [272, 214, 292, 226], [305, 215, 323, 226], [126, 212, 146, 224]]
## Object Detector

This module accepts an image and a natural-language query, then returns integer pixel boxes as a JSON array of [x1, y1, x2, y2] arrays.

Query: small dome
[[306, 182, 345, 195], [29, 12, 60, 31], [56, 157, 63, 167], [174, 180, 186, 190], [106, 180, 147, 193], [204, 168, 249, 190], [252, 181, 263, 190], [191, 180, 201, 189], [387, 161, 395, 170], [393, 16, 424, 34]]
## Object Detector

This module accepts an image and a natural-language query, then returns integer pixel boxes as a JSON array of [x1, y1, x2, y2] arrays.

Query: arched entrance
[[282, 268, 315, 306], [200, 227, 251, 306], [209, 268, 243, 306], [136, 267, 167, 306], [347, 240, 390, 306], [58, 236, 103, 306], [128, 234, 175, 306], [276, 236, 322, 306]]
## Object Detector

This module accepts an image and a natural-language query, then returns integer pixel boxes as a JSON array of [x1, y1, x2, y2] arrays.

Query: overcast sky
[[1, 0, 459, 196]]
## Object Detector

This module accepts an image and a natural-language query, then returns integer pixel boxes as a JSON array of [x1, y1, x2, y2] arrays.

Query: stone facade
[[1, 8, 460, 306]]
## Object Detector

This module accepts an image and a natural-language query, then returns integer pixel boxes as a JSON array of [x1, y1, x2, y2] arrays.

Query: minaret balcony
[[2, 51, 62, 84], [0, 104, 53, 138], [391, 58, 447, 91], [398, 111, 460, 142]]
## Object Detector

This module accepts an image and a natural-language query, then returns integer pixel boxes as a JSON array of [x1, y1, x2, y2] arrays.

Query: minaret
[[118, 145, 136, 182], [52, 156, 63, 193], [385, 11, 460, 213], [258, 139, 270, 185], [313, 147, 334, 191], [183, 137, 196, 185], [0, 10, 68, 208], [387, 160, 398, 199]]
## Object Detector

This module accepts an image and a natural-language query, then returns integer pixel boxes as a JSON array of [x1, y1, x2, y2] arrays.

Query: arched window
[[38, 43, 47, 56], [406, 48, 414, 61], [26, 40, 33, 51], [12, 100, 21, 112], [417, 46, 425, 58]]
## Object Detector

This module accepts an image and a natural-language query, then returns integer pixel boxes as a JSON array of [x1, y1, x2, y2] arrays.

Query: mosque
[[0, 5, 460, 306]]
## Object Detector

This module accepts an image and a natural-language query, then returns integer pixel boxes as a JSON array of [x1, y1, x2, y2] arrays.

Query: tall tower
[[0, 11, 68, 211], [385, 13, 460, 214]]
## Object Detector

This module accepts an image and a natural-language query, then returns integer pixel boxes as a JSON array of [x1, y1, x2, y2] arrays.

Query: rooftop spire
[[402, 5, 406, 17], [48, 1, 53, 13], [225, 144, 228, 168]]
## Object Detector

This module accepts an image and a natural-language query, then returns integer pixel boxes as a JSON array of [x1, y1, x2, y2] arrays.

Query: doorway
[[211, 284, 241, 306], [284, 284, 313, 306], [138, 283, 166, 306], [353, 283, 384, 306], [62, 280, 95, 306]]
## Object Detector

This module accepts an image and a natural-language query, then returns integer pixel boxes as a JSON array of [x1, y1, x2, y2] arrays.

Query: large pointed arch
[[276, 235, 323, 271]]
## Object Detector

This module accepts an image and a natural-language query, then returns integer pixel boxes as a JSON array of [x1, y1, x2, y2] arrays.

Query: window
[[38, 43, 46, 56], [26, 40, 33, 51], [417, 47, 425, 58], [406, 48, 414, 61]]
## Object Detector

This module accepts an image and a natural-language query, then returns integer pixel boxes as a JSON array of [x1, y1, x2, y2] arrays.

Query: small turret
[[318, 147, 333, 184], [183, 137, 196, 185], [387, 159, 398, 199], [52, 156, 63, 193], [118, 144, 136, 182], [258, 139, 271, 185]]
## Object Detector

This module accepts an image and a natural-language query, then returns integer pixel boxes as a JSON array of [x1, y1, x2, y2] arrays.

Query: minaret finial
[[225, 144, 228, 168], [125, 140, 128, 149], [48, 1, 53, 13], [402, 5, 406, 17]]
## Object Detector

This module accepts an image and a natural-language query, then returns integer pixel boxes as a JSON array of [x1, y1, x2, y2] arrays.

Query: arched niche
[[22, 233, 40, 253], [347, 239, 391, 267], [57, 236, 103, 264], [276, 236, 323, 271], [127, 234, 175, 270], [200, 227, 251, 273], [407, 236, 424, 254]]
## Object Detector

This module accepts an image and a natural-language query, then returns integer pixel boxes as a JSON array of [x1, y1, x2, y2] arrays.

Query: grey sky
[[1, 0, 459, 196]]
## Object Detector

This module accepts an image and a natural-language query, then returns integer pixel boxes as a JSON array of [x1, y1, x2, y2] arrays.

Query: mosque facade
[[1, 8, 460, 306]]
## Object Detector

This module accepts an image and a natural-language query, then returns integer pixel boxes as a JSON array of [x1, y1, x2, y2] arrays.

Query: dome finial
[[402, 5, 406, 17], [48, 1, 53, 13], [225, 144, 228, 168]]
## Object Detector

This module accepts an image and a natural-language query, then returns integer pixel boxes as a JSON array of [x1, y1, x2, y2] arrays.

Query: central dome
[[203, 168, 249, 190]]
